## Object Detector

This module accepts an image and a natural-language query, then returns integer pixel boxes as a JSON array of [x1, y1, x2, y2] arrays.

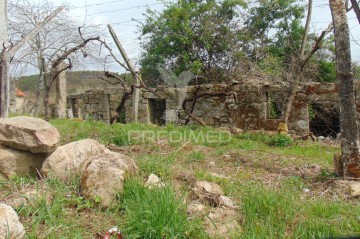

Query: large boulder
[[0, 116, 60, 153], [40, 139, 109, 180], [80, 152, 138, 207], [41, 139, 138, 207], [0, 146, 46, 179], [0, 203, 26, 239]]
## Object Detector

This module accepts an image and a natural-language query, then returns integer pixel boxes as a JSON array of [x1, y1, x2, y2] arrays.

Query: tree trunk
[[0, 0, 8, 118], [108, 24, 140, 122], [280, 0, 313, 134], [330, 0, 360, 177], [0, 0, 7, 46], [44, 74, 50, 119], [300, 0, 313, 58], [0, 57, 7, 117], [280, 71, 300, 133], [55, 63, 67, 118], [350, 0, 360, 24], [30, 57, 46, 116]]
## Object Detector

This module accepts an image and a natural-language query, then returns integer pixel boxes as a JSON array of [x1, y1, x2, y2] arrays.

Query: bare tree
[[42, 32, 101, 119], [1, 0, 64, 117], [8, 0, 104, 115], [330, 0, 360, 178], [350, 0, 360, 24]]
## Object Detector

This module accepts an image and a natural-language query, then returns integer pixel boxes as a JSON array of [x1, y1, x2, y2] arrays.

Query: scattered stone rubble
[[189, 180, 241, 238]]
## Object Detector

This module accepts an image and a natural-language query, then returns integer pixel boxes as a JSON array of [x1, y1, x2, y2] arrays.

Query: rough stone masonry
[[67, 81, 353, 136]]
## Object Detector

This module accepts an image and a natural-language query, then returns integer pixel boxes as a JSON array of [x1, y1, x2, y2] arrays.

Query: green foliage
[[269, 134, 293, 147], [139, 0, 246, 85], [269, 101, 282, 119], [119, 178, 203, 239], [307, 34, 337, 82], [353, 63, 360, 79], [257, 55, 286, 79], [244, 0, 305, 63], [308, 104, 315, 120], [316, 60, 337, 82]]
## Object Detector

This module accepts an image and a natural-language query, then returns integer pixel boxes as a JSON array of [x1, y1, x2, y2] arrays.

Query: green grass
[[237, 182, 360, 239], [119, 178, 205, 239], [13, 176, 116, 239], [136, 153, 177, 179], [3, 118, 358, 238]]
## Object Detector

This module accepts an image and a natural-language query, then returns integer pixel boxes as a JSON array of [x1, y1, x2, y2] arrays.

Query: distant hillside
[[16, 71, 132, 96]]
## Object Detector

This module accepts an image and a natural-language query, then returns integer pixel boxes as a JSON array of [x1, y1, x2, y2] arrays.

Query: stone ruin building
[[66, 81, 350, 137]]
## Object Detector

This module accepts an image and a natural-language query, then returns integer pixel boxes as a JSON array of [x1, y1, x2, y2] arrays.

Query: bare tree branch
[[350, 0, 360, 24], [97, 38, 130, 71]]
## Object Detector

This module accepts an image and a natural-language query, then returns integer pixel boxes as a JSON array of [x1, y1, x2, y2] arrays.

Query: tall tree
[[330, 0, 360, 177], [139, 0, 245, 86]]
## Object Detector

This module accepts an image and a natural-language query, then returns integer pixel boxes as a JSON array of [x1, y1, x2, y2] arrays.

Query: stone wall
[[128, 82, 354, 135], [67, 88, 124, 123], [67, 82, 359, 136]]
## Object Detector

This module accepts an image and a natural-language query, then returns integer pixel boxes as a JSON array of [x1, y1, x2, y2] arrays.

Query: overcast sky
[[29, 0, 360, 73]]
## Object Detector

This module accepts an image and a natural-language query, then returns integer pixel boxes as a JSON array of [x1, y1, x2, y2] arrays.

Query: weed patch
[[119, 178, 204, 239], [269, 135, 293, 147]]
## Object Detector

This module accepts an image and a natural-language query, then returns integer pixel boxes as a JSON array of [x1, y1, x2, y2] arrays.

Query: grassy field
[[1, 119, 360, 238]]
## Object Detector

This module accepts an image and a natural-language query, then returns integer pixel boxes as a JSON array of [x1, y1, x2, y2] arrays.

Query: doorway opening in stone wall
[[266, 92, 285, 119], [149, 99, 166, 126], [70, 99, 79, 118], [309, 102, 340, 138]]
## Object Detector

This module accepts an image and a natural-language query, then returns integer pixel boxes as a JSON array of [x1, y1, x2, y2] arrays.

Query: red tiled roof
[[16, 88, 25, 97]]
